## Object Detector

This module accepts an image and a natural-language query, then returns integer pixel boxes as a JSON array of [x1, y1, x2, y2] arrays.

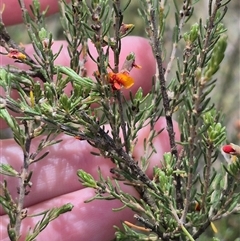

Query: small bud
[[42, 38, 54, 49], [204, 35, 227, 80], [221, 143, 240, 164], [119, 23, 135, 37], [39, 27, 48, 41], [194, 67, 201, 81], [194, 201, 201, 212], [134, 87, 143, 101], [121, 52, 141, 72], [223, 143, 240, 156], [91, 24, 101, 31], [92, 13, 99, 21], [0, 163, 19, 177], [189, 23, 199, 43], [32, 0, 40, 10], [77, 169, 98, 188], [183, 32, 190, 43], [222, 145, 235, 154]]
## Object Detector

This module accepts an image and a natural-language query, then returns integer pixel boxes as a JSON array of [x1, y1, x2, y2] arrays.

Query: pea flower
[[7, 48, 26, 61], [108, 52, 141, 90], [108, 71, 134, 90], [221, 143, 240, 164], [222, 145, 235, 154]]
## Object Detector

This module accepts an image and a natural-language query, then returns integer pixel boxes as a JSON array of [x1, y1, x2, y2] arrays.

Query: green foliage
[[25, 203, 73, 241], [204, 35, 228, 80], [0, 0, 239, 240]]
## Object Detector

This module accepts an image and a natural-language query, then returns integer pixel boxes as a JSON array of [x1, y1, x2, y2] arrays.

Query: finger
[[0, 117, 180, 215], [0, 133, 115, 215], [0, 185, 138, 241], [0, 122, 181, 241], [2, 0, 68, 26], [134, 117, 181, 177]]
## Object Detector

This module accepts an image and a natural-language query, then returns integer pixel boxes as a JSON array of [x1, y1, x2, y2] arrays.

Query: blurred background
[[6, 1, 240, 240]]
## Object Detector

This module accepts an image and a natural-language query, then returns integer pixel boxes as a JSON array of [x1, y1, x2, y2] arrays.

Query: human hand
[[0, 1, 180, 241]]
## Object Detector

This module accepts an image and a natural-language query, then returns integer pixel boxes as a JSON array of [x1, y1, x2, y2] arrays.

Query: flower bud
[[204, 35, 227, 80], [222, 145, 235, 154], [189, 23, 199, 43]]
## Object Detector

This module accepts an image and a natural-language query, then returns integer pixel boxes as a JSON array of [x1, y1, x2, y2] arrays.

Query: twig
[[14, 121, 32, 238], [181, 0, 223, 224], [0, 6, 21, 51], [149, 6, 181, 209], [150, 8, 179, 169], [62, 113, 158, 192], [164, 1, 189, 81], [0, 95, 159, 194], [199, 0, 222, 68], [169, 203, 195, 241], [113, 0, 122, 73], [201, 144, 214, 211], [112, 1, 129, 153], [213, 204, 240, 220], [116, 91, 129, 153], [2, 66, 46, 79], [192, 219, 210, 239]]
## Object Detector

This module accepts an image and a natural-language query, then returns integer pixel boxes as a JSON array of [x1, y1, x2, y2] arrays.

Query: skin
[[0, 1, 181, 240]]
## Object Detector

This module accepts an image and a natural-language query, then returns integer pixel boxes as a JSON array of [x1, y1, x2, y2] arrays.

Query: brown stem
[[181, 0, 223, 223], [202, 144, 214, 211], [150, 7, 181, 209], [14, 121, 32, 238]]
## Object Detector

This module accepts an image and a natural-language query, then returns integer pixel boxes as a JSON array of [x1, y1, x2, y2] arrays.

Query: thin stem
[[150, 8, 178, 164], [181, 224, 195, 241], [97, 126, 158, 192], [14, 121, 32, 238], [181, 0, 223, 224], [66, 0, 84, 74], [112, 1, 129, 153], [181, 83, 203, 223], [164, 2, 188, 81], [170, 203, 195, 241], [199, 0, 221, 68], [193, 219, 210, 239], [34, 109, 158, 193], [202, 144, 214, 211], [150, 6, 181, 209], [116, 91, 129, 153], [113, 0, 121, 73], [0, 3, 35, 65], [2, 66, 45, 79]]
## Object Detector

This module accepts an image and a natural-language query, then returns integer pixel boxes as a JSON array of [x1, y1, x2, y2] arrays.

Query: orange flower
[[7, 49, 26, 61], [108, 71, 134, 90]]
